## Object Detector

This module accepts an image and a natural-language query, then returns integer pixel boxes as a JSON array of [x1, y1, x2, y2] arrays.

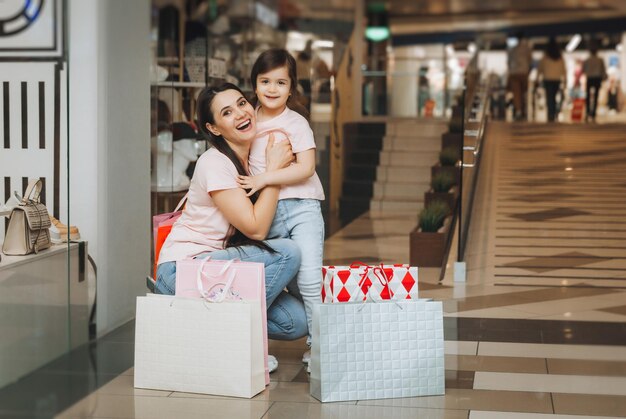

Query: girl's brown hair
[[250, 48, 309, 119]]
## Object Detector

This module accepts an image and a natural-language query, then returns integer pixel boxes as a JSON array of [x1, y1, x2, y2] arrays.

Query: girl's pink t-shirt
[[158, 148, 237, 263], [249, 107, 325, 201]]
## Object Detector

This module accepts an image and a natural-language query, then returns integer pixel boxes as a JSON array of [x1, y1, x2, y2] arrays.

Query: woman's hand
[[237, 173, 267, 197], [265, 133, 294, 171]]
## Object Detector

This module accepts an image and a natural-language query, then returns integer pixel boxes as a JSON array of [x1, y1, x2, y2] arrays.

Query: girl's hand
[[237, 174, 267, 197], [265, 133, 294, 171]]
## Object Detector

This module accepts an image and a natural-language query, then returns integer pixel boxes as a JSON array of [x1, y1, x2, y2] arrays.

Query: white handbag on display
[[2, 178, 51, 256], [134, 271, 266, 398]]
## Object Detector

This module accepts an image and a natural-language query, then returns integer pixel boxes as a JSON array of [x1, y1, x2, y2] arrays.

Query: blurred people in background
[[507, 31, 533, 120], [607, 78, 623, 113], [296, 40, 331, 111], [582, 40, 607, 122], [538, 38, 567, 122]]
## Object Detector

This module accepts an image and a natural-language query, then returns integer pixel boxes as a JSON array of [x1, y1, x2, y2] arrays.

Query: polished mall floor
[[1, 121, 625, 418]]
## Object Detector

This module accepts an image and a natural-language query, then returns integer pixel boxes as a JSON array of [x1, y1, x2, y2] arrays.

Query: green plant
[[448, 117, 463, 133], [418, 201, 449, 232], [431, 171, 456, 192], [439, 147, 460, 166]]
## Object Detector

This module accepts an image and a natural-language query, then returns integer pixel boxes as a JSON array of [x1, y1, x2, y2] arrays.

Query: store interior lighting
[[312, 40, 334, 49], [565, 34, 582, 52]]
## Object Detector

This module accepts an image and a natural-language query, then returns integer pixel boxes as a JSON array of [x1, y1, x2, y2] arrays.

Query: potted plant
[[424, 171, 457, 214], [441, 103, 464, 150], [410, 201, 452, 267], [431, 146, 461, 184]]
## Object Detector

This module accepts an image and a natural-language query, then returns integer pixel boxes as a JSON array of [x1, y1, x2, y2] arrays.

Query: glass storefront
[[0, 0, 89, 388]]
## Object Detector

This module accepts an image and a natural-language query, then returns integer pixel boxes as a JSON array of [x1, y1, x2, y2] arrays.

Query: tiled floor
[[2, 121, 626, 418]]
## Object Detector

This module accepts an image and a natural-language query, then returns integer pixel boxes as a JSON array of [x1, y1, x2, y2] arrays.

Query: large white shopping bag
[[175, 258, 270, 385], [322, 262, 418, 303], [134, 294, 265, 398], [310, 298, 445, 402]]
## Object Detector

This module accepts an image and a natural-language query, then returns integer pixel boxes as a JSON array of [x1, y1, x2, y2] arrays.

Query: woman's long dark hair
[[250, 48, 309, 119], [546, 37, 562, 60], [196, 83, 274, 252]]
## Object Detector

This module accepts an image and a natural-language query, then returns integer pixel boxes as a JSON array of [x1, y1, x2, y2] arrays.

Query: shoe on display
[[302, 350, 311, 365], [49, 214, 81, 242], [268, 354, 278, 373]]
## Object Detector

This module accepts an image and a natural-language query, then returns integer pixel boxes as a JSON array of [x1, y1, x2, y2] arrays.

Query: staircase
[[339, 119, 447, 225], [370, 120, 447, 214], [339, 122, 385, 225]]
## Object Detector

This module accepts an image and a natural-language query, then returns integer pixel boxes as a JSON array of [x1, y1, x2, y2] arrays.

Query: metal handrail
[[457, 76, 494, 265]]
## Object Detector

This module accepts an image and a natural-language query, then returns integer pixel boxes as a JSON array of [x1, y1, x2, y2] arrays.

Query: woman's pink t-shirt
[[158, 148, 238, 263], [249, 107, 325, 201]]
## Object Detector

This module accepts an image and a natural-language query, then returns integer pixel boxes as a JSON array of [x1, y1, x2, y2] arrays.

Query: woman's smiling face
[[206, 89, 256, 144]]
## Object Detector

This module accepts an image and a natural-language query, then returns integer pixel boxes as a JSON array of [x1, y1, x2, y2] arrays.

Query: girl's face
[[206, 89, 256, 145], [255, 66, 291, 113]]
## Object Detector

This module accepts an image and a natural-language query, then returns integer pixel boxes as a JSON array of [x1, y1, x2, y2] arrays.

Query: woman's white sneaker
[[268, 354, 278, 373]]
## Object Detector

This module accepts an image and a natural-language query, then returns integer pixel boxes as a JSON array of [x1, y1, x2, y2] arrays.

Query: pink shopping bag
[[175, 258, 270, 385], [152, 195, 187, 277]]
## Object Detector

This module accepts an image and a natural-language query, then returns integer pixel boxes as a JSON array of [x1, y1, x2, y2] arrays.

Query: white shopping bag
[[310, 299, 445, 402], [134, 294, 265, 398]]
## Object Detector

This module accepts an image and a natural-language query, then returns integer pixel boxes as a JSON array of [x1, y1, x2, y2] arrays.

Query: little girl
[[238, 49, 324, 367]]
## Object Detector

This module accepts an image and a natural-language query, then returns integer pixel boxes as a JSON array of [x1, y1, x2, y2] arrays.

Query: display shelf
[[152, 81, 208, 88], [0, 241, 90, 388]]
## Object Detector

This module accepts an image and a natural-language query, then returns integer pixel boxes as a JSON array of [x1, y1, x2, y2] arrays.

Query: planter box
[[431, 164, 461, 185], [409, 221, 451, 268], [441, 132, 463, 150], [424, 187, 458, 215]]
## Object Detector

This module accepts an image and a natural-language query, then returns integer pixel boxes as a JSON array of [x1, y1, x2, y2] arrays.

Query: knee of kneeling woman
[[268, 301, 309, 340], [155, 262, 176, 295]]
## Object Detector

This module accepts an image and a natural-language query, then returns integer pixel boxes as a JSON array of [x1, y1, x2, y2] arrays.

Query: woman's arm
[[237, 149, 315, 196], [211, 136, 293, 240], [211, 186, 280, 240]]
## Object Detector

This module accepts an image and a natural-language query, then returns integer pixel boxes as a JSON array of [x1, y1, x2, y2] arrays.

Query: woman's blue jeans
[[155, 238, 307, 341]]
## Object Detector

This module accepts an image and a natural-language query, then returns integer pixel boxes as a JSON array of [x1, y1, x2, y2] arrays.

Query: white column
[[390, 47, 419, 117], [70, 0, 151, 336]]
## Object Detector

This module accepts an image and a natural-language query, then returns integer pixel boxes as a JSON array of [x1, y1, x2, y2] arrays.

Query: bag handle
[[195, 258, 238, 302], [350, 262, 395, 302], [348, 262, 403, 311], [22, 178, 43, 203], [173, 193, 188, 212]]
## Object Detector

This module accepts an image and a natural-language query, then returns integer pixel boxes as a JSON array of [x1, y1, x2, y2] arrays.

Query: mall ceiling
[[388, 0, 626, 35]]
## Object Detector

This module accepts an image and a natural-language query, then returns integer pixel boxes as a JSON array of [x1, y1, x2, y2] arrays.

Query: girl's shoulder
[[283, 107, 312, 129]]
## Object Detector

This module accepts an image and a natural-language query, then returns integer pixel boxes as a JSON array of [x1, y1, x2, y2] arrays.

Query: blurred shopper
[[538, 38, 567, 122], [507, 32, 533, 120], [607, 78, 623, 113], [582, 41, 607, 122], [296, 40, 331, 111]]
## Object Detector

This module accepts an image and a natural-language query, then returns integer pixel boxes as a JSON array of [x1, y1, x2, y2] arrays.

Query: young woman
[[538, 38, 567, 122], [155, 83, 308, 371], [237, 49, 325, 367], [582, 41, 607, 122]]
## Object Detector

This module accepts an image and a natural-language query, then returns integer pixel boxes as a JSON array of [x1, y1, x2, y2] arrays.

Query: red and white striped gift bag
[[321, 262, 418, 303]]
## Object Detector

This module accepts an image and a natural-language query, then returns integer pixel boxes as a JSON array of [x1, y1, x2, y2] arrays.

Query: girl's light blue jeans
[[155, 238, 308, 341], [267, 199, 325, 346]]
